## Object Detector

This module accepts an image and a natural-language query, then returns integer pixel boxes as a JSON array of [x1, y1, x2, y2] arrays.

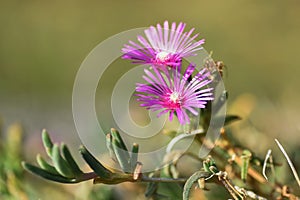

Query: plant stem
[[141, 176, 187, 183], [78, 172, 98, 182], [84, 172, 188, 183]]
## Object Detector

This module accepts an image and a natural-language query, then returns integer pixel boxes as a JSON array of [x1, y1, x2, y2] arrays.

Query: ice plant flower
[[122, 21, 205, 68], [136, 64, 214, 124]]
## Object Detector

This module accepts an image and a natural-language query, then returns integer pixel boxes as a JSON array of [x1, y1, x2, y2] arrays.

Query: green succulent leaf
[[22, 162, 77, 184], [61, 143, 83, 176], [111, 138, 130, 173], [110, 128, 128, 151], [130, 143, 139, 172], [106, 133, 116, 160], [36, 154, 59, 175], [79, 146, 112, 179], [52, 144, 75, 178], [110, 128, 131, 172], [42, 129, 54, 157]]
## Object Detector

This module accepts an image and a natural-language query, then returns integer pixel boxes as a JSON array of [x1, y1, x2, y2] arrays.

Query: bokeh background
[[1, 0, 300, 199]]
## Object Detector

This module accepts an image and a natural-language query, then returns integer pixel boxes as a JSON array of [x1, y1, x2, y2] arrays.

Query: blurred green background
[[1, 0, 300, 199]]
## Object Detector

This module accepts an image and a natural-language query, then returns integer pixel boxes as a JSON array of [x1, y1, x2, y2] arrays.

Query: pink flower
[[122, 21, 205, 68], [136, 64, 214, 124]]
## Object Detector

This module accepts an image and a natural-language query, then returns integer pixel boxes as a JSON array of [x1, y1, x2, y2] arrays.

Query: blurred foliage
[[0, 122, 118, 200], [0, 123, 29, 200]]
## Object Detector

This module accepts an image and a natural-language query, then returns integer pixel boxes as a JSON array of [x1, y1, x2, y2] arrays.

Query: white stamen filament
[[156, 51, 170, 62]]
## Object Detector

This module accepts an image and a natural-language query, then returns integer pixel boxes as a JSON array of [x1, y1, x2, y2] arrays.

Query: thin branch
[[275, 139, 300, 188], [141, 175, 187, 183], [262, 149, 272, 181]]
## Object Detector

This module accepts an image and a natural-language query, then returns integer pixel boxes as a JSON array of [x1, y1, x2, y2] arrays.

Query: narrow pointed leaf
[[106, 133, 116, 160], [110, 128, 131, 172], [36, 154, 59, 175], [22, 162, 77, 184], [110, 128, 128, 151], [52, 144, 75, 178], [42, 129, 53, 157], [79, 146, 112, 179], [61, 143, 83, 175], [112, 138, 131, 173], [130, 143, 139, 172]]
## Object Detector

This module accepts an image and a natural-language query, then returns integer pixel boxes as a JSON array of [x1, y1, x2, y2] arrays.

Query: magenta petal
[[136, 65, 214, 125], [122, 21, 205, 69]]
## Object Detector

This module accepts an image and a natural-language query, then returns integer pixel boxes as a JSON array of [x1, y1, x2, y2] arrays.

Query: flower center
[[163, 91, 181, 109], [156, 51, 170, 63], [169, 92, 179, 103]]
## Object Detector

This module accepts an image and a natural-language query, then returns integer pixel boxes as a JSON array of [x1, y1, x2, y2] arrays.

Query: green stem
[[81, 172, 188, 184], [141, 176, 187, 183]]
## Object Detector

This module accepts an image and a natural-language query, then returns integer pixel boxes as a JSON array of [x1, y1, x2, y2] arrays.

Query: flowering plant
[[21, 21, 300, 200]]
